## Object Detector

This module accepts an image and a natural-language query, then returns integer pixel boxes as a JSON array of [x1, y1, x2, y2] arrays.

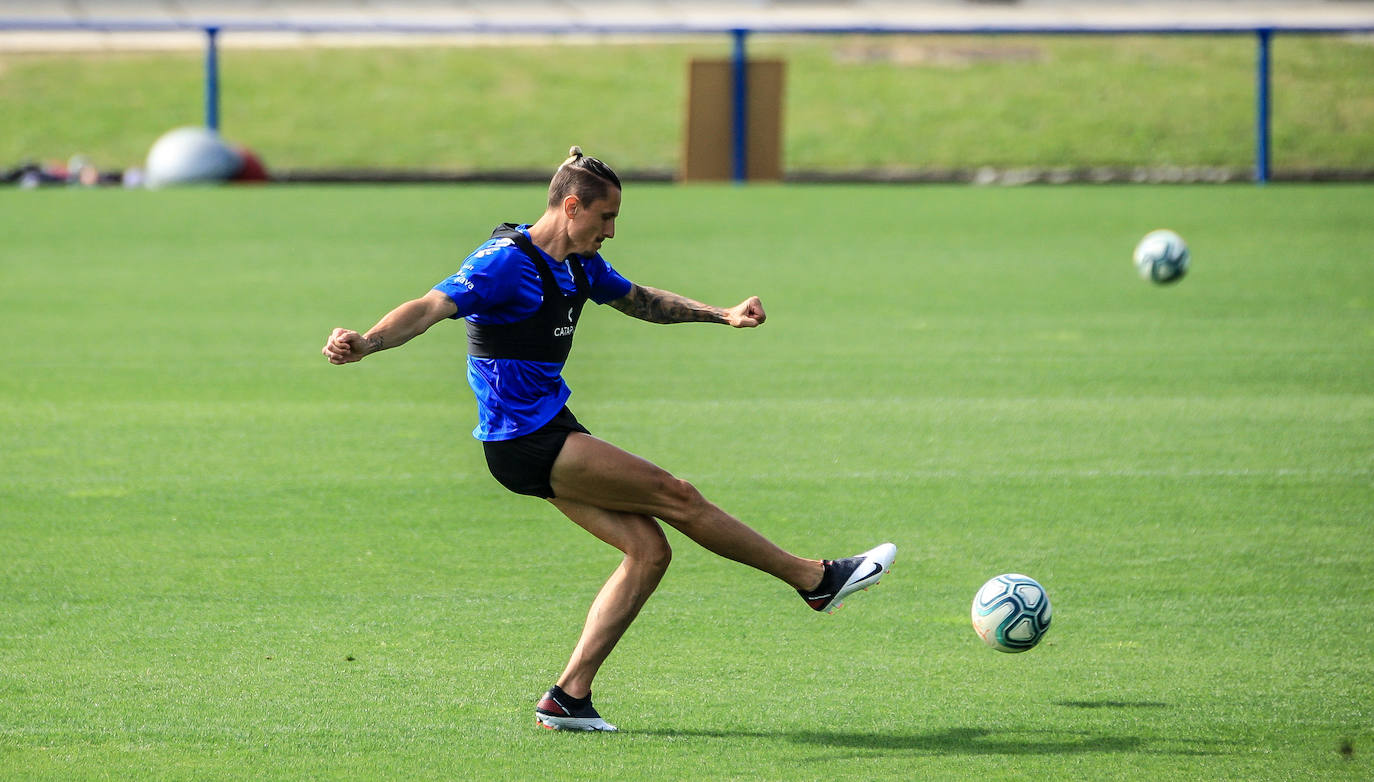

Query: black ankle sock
[[805, 560, 836, 595], [551, 684, 590, 706]]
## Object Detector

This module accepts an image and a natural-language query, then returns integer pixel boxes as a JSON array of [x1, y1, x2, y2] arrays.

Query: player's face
[[568, 189, 620, 255]]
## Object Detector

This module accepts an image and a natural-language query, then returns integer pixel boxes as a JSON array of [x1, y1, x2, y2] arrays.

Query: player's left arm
[[609, 283, 766, 328]]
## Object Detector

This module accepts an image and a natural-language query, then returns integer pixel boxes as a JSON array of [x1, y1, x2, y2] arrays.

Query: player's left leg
[[534, 497, 670, 731]]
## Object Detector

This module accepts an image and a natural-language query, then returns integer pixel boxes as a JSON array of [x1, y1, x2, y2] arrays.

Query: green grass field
[[1, 183, 1371, 780], [3, 34, 1373, 173]]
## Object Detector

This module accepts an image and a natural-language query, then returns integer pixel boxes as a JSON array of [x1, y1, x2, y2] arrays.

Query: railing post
[[731, 28, 749, 183], [1255, 27, 1272, 184], [205, 26, 220, 130]]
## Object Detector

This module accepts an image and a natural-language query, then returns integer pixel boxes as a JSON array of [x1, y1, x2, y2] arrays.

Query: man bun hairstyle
[[548, 145, 622, 208]]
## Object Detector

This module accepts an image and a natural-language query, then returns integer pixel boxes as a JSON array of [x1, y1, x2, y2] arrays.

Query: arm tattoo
[[610, 284, 726, 325], [366, 334, 385, 353]]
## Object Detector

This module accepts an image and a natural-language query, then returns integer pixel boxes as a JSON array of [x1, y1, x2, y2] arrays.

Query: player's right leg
[[549, 432, 825, 591], [550, 432, 898, 608]]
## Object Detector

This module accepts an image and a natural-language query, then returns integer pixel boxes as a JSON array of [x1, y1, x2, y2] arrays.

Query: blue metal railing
[[1255, 27, 1273, 184], [204, 26, 220, 132], [731, 28, 749, 184], [4, 18, 1372, 183]]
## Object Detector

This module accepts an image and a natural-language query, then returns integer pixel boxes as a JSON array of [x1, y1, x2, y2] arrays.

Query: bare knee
[[625, 523, 673, 575], [654, 476, 713, 526]]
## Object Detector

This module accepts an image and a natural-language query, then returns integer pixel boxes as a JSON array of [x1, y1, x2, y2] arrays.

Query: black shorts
[[482, 407, 589, 499]]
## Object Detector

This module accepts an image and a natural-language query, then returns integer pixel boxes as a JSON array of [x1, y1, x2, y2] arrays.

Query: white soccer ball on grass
[[1133, 229, 1190, 284], [971, 573, 1052, 653]]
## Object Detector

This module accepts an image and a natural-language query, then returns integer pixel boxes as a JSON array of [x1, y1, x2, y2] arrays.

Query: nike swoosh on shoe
[[849, 561, 885, 587]]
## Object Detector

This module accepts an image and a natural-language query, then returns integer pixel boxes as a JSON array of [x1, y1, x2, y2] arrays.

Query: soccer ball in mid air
[[971, 574, 1052, 653], [1133, 229, 1190, 284]]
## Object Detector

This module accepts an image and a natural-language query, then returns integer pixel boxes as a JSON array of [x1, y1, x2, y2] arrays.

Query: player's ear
[[562, 195, 581, 220]]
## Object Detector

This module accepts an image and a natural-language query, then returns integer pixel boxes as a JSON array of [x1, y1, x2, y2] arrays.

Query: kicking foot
[[535, 685, 618, 732], [798, 542, 896, 613]]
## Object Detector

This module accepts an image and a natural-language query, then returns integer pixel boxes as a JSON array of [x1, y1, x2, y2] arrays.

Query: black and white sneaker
[[798, 542, 897, 613], [535, 685, 618, 732]]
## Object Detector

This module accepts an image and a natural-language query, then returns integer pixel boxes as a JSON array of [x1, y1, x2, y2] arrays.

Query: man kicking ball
[[323, 146, 896, 731]]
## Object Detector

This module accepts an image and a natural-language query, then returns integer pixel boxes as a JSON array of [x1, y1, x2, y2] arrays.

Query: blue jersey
[[433, 226, 632, 441]]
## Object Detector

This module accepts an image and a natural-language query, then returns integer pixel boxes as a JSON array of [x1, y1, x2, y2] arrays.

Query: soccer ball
[[1133, 229, 1190, 284], [971, 574, 1052, 653]]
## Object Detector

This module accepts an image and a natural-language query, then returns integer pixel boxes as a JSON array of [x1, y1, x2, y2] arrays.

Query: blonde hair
[[547, 145, 621, 208]]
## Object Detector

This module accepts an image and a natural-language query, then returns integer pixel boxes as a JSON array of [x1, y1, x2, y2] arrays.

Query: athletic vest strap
[[465, 223, 589, 363]]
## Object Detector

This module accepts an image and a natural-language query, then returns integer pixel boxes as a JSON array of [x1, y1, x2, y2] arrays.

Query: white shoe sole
[[536, 714, 618, 732]]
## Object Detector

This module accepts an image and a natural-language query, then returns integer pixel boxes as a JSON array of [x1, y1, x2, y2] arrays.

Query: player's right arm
[[322, 289, 458, 365]]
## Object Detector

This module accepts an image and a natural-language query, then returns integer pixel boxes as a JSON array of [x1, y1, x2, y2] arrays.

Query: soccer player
[[322, 147, 895, 732]]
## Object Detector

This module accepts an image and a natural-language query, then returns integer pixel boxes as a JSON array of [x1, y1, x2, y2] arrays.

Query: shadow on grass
[[796, 727, 1148, 755], [1055, 700, 1171, 709], [631, 726, 1232, 757]]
